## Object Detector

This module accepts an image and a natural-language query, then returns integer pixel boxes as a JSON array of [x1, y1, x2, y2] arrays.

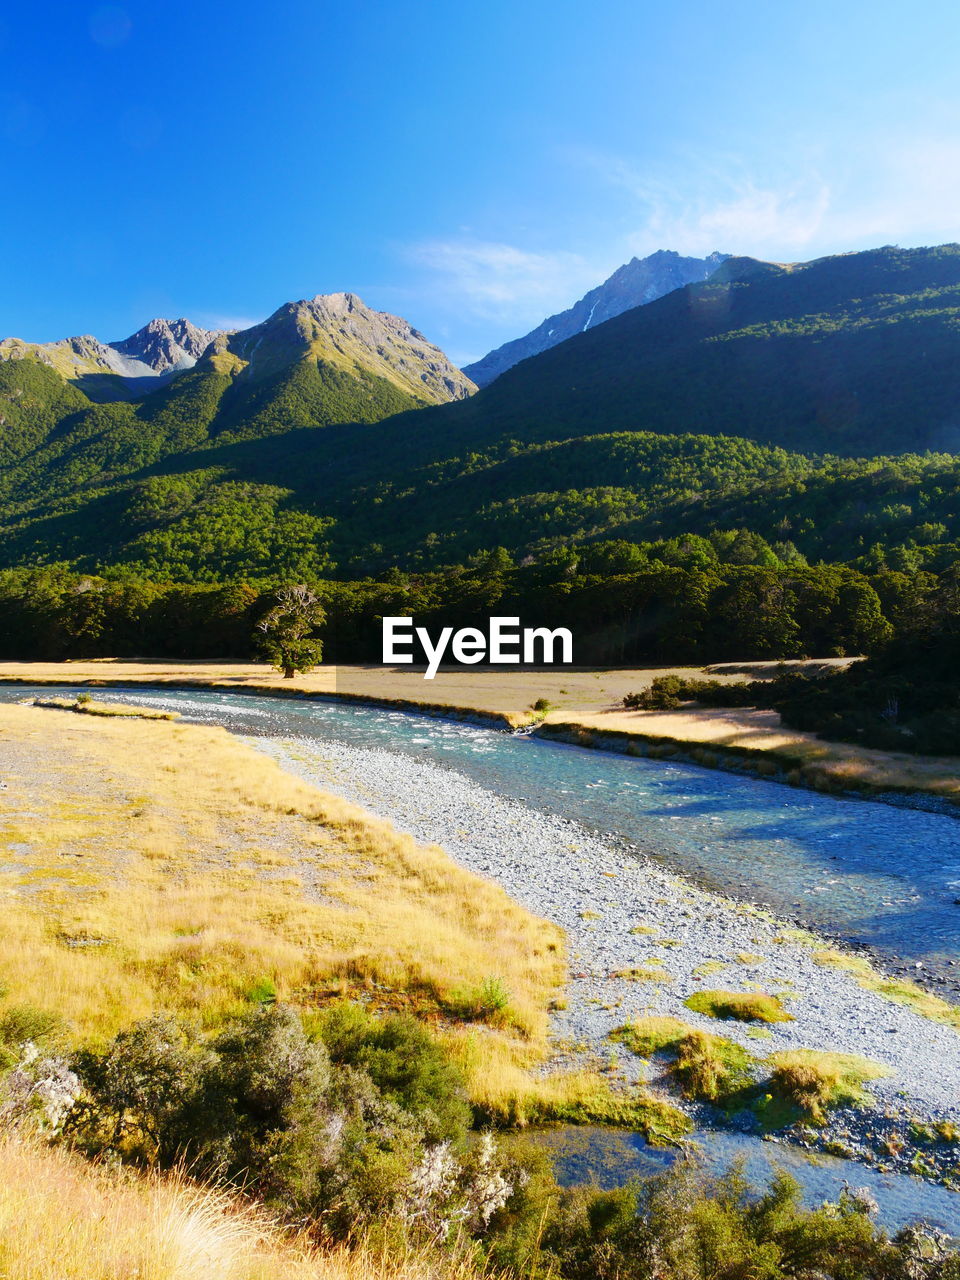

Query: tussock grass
[[0, 704, 569, 1116], [684, 990, 794, 1024], [671, 1030, 754, 1105], [445, 1027, 689, 1139], [764, 1050, 891, 1125], [0, 1135, 483, 1280], [613, 1018, 888, 1125], [32, 696, 179, 720], [610, 1018, 753, 1106]]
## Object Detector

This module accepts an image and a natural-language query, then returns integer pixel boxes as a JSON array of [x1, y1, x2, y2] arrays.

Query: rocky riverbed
[[249, 733, 960, 1186]]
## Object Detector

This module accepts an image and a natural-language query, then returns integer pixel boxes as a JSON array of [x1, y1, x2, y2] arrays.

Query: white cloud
[[576, 136, 960, 266], [194, 311, 263, 333], [574, 149, 831, 261], [404, 237, 603, 323]]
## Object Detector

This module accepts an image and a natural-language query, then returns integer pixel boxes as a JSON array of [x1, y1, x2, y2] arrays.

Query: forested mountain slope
[[2, 247, 960, 581]]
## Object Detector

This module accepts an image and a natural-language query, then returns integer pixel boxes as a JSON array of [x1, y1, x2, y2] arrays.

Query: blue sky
[[4, 1, 960, 365]]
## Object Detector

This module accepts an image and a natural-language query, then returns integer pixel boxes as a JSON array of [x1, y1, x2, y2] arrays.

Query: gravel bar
[[249, 734, 960, 1174]]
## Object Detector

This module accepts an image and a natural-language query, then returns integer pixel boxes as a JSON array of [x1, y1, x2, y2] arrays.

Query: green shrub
[[443, 976, 513, 1025], [670, 1030, 754, 1106], [623, 676, 685, 710], [523, 1161, 937, 1280], [312, 1001, 470, 1142]]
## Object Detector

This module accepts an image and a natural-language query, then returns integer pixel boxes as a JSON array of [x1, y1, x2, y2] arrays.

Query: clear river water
[[5, 683, 960, 1233]]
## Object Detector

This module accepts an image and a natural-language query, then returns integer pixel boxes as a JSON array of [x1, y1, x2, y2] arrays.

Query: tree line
[[1, 552, 955, 667]]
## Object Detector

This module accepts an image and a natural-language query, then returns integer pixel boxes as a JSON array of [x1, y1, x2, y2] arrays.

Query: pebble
[[248, 735, 960, 1141]]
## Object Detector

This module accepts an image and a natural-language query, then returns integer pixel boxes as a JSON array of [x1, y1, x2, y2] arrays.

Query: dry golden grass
[[0, 703, 678, 1127], [0, 1136, 485, 1280], [810, 948, 960, 1030], [766, 1050, 891, 1124], [0, 658, 955, 801], [0, 703, 566, 1109], [0, 658, 749, 722]]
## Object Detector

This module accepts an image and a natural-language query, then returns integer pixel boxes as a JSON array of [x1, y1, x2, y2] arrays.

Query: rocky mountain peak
[[462, 249, 730, 387], [229, 292, 475, 403], [112, 317, 223, 373]]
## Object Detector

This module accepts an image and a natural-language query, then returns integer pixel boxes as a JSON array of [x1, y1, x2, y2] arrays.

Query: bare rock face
[[0, 318, 224, 383], [463, 249, 729, 387], [111, 318, 223, 373]]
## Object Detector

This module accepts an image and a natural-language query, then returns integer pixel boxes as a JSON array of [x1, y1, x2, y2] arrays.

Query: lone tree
[[257, 584, 325, 678]]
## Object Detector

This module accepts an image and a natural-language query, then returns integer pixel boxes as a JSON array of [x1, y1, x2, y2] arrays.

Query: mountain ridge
[[0, 292, 475, 406], [1, 243, 960, 582], [462, 248, 728, 386]]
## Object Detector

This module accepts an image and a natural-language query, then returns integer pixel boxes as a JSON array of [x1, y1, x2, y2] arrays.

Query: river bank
[[248, 732, 960, 1189], [4, 682, 960, 1222], [0, 660, 956, 813]]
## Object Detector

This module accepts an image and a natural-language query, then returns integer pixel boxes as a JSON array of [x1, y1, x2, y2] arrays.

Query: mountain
[[0, 291, 474, 520], [0, 293, 474, 407], [112, 317, 224, 373], [4, 245, 960, 583], [446, 243, 960, 457], [0, 318, 225, 399], [462, 249, 728, 386], [223, 293, 475, 402]]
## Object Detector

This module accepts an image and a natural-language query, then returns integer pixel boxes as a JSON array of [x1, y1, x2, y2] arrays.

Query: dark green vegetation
[[1, 242, 959, 759], [435, 244, 960, 458], [70, 1003, 475, 1237], [4, 246, 960, 582], [628, 587, 960, 752], [9, 998, 958, 1277], [0, 553, 935, 667]]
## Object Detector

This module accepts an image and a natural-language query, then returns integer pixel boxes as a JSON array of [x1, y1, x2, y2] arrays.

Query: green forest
[[1, 244, 959, 752]]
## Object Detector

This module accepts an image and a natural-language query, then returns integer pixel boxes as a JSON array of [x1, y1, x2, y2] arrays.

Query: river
[[5, 683, 960, 1233]]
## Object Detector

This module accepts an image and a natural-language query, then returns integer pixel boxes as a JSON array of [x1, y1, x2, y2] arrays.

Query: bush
[[70, 1017, 212, 1160], [623, 676, 685, 710], [671, 1031, 754, 1106], [527, 1160, 942, 1280], [70, 1003, 480, 1231], [313, 1002, 470, 1142], [442, 977, 513, 1027]]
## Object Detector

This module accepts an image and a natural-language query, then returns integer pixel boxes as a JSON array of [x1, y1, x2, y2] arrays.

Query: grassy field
[[0, 658, 956, 803], [0, 701, 679, 1129], [0, 657, 759, 721], [0, 1135, 484, 1280]]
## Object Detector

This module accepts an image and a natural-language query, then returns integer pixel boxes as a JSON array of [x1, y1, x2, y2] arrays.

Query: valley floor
[[2, 693, 960, 1218], [250, 731, 960, 1189], [0, 658, 957, 807]]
